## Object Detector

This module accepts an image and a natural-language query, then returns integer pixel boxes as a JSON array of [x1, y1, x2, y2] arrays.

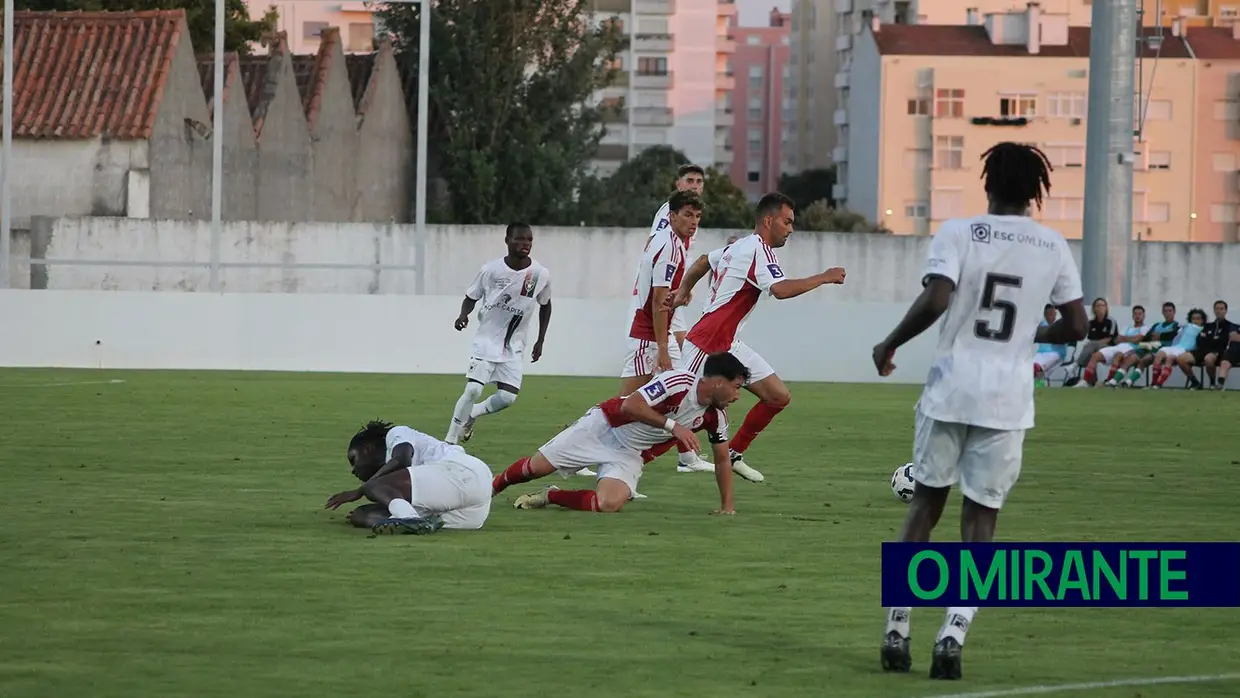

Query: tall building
[[251, 1, 379, 53], [842, 9, 1240, 242], [728, 9, 791, 198], [589, 0, 739, 176]]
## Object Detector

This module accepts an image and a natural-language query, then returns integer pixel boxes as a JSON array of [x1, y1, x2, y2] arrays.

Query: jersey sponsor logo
[[642, 381, 667, 400], [664, 264, 676, 282], [657, 218, 670, 230], [970, 223, 992, 244], [767, 264, 784, 279]]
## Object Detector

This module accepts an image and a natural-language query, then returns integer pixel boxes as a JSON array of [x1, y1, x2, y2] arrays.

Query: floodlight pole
[[209, 0, 225, 292], [1, 0, 14, 289], [414, 0, 429, 295]]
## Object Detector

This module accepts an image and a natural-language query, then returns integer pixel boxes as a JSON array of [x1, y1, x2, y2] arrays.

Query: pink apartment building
[[728, 8, 790, 199]]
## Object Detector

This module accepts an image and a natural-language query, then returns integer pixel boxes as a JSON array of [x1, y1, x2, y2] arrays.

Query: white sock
[[678, 450, 702, 466], [885, 607, 912, 639], [387, 498, 418, 519], [469, 390, 517, 418], [936, 607, 977, 645], [447, 383, 483, 442]]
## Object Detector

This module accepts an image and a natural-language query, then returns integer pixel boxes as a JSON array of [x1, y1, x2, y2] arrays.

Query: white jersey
[[628, 228, 687, 340], [597, 370, 729, 451], [686, 233, 785, 353], [918, 215, 1083, 431], [706, 244, 732, 293], [650, 201, 671, 238], [385, 425, 463, 466], [464, 257, 551, 362], [1119, 323, 1151, 340]]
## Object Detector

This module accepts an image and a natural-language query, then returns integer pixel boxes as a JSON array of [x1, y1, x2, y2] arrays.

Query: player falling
[[666, 192, 846, 482], [325, 421, 493, 534], [620, 189, 714, 475], [491, 352, 751, 514], [871, 142, 1088, 680], [446, 223, 553, 446]]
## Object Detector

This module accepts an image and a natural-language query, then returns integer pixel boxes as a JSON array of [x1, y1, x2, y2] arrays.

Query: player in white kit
[[870, 143, 1088, 681], [325, 421, 493, 534], [666, 192, 846, 482], [446, 223, 552, 446], [649, 164, 706, 349]]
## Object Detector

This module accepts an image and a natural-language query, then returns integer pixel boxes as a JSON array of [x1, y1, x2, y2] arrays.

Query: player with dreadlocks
[[325, 420, 494, 534], [871, 142, 1087, 681]]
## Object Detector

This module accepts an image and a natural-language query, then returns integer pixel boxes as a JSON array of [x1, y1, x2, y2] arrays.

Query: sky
[[738, 0, 791, 27]]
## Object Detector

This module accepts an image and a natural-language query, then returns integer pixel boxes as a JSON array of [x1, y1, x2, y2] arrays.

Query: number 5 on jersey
[[974, 273, 1023, 342]]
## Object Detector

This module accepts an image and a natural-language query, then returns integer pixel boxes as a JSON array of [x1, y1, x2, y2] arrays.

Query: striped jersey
[[464, 257, 551, 362], [686, 233, 785, 353], [598, 369, 729, 451], [629, 228, 688, 340]]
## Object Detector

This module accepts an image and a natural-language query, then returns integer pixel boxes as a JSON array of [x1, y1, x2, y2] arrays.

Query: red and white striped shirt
[[628, 228, 687, 341], [686, 233, 785, 353], [598, 369, 729, 451]]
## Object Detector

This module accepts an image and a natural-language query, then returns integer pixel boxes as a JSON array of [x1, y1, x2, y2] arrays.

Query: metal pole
[[627, 0, 635, 159], [414, 0, 429, 295], [209, 0, 225, 292], [1080, 0, 1135, 306], [1, 0, 14, 289]]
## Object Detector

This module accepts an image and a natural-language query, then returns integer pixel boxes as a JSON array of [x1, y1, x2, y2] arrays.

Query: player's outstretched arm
[[667, 255, 712, 309], [871, 276, 953, 376], [619, 393, 701, 454], [1035, 299, 1089, 345], [710, 439, 735, 514], [769, 267, 846, 300], [454, 296, 479, 331], [369, 443, 414, 482]]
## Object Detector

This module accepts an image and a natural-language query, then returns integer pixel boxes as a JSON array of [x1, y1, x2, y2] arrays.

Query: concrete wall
[[9, 218, 1240, 312], [0, 138, 149, 231]]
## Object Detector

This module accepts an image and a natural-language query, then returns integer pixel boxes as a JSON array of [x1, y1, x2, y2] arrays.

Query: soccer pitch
[[1, 368, 1236, 698]]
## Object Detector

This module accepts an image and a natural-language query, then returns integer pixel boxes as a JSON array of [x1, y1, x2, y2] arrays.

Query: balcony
[[591, 0, 629, 12], [834, 0, 853, 12], [833, 108, 849, 125], [602, 108, 627, 124], [716, 69, 736, 90], [832, 145, 848, 162], [718, 0, 738, 15], [634, 71, 674, 89], [636, 0, 676, 13], [606, 72, 629, 89], [715, 144, 734, 163], [835, 33, 852, 51], [716, 107, 734, 127], [717, 32, 737, 53], [834, 70, 850, 89], [596, 144, 630, 161], [632, 107, 674, 126], [633, 33, 674, 52]]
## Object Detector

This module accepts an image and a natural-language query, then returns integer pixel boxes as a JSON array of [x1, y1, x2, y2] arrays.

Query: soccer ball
[[891, 463, 915, 503]]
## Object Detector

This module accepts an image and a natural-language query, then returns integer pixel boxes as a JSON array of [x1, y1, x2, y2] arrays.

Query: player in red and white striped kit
[[666, 192, 847, 482], [491, 352, 751, 514]]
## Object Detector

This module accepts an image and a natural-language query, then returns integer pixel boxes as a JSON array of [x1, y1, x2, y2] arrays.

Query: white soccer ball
[[891, 463, 916, 503]]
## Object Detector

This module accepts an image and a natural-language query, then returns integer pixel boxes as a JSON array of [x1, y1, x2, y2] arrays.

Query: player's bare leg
[[1175, 353, 1201, 389], [1219, 358, 1233, 389], [1204, 353, 1219, 388], [882, 482, 951, 674], [726, 375, 792, 482], [515, 476, 633, 513], [345, 503, 389, 528], [923, 497, 995, 681], [362, 469, 445, 535]]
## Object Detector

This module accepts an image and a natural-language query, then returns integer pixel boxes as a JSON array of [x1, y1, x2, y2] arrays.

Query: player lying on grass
[[491, 352, 750, 514], [1147, 308, 1206, 389], [325, 421, 493, 535]]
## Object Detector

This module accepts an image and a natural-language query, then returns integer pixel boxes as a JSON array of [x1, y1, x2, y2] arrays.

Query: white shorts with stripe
[[670, 308, 687, 334], [620, 336, 683, 378], [1098, 343, 1135, 363], [679, 339, 774, 385]]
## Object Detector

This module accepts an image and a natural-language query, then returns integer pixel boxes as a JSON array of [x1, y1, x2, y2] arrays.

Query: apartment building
[[251, 1, 379, 53], [843, 7, 1240, 242], [728, 9, 791, 198]]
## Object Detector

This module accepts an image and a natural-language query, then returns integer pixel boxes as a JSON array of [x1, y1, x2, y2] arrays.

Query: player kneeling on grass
[[325, 421, 493, 535], [492, 352, 749, 514]]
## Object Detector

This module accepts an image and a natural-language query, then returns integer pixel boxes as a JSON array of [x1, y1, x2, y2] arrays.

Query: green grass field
[[0, 368, 1237, 698]]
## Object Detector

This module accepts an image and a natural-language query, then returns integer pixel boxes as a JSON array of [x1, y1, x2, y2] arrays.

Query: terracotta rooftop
[[1, 10, 186, 139], [197, 52, 240, 115], [1184, 27, 1240, 60], [871, 24, 1193, 60]]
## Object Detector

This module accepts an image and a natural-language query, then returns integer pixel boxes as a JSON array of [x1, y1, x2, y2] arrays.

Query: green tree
[[699, 166, 751, 230], [14, 0, 277, 55], [377, 0, 626, 225], [778, 167, 836, 211], [797, 199, 890, 233]]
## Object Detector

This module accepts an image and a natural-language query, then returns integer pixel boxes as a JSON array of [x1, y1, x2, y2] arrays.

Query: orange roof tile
[[871, 24, 1192, 60], [1, 10, 186, 139]]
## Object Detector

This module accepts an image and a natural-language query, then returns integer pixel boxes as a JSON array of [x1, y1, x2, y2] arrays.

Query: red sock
[[1156, 365, 1173, 386], [1084, 368, 1095, 385], [547, 488, 599, 511], [492, 457, 538, 495], [641, 439, 677, 464], [1105, 365, 1120, 381], [730, 401, 786, 455]]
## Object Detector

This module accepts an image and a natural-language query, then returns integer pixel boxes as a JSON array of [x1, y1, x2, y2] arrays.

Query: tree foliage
[[778, 167, 837, 212], [377, 0, 626, 225], [15, 0, 277, 55], [796, 199, 891, 233]]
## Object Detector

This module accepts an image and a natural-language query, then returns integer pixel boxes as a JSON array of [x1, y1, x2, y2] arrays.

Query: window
[[1213, 100, 1240, 121], [747, 171, 760, 182], [747, 35, 761, 45], [904, 201, 929, 219], [934, 89, 965, 118], [748, 127, 762, 155], [303, 21, 328, 39], [1147, 150, 1171, 170], [907, 97, 929, 116], [1213, 153, 1237, 172], [999, 95, 1037, 118], [748, 95, 762, 120], [903, 148, 931, 170], [1044, 197, 1084, 221], [635, 128, 666, 144], [637, 57, 668, 74], [749, 65, 763, 79], [1046, 91, 1086, 119], [934, 135, 964, 170], [1045, 144, 1085, 168], [1133, 191, 1147, 221], [781, 35, 790, 45], [1211, 204, 1237, 223], [1146, 202, 1171, 223], [930, 188, 964, 218], [347, 23, 375, 51], [1145, 100, 1173, 121]]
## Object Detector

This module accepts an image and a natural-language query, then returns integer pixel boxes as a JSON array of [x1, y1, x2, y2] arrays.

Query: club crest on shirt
[[657, 218, 670, 230], [690, 416, 703, 429], [970, 223, 992, 243], [767, 264, 784, 279], [642, 381, 666, 400], [520, 270, 540, 297]]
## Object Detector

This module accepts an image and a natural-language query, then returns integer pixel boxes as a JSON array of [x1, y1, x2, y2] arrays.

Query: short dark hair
[[677, 164, 705, 179], [1133, 305, 1145, 313], [1092, 297, 1107, 306], [980, 142, 1053, 210], [756, 191, 794, 218], [1215, 299, 1228, 310], [1188, 308, 1207, 323], [1044, 303, 1054, 312], [349, 420, 393, 451], [702, 352, 751, 383], [1163, 301, 1176, 311], [668, 190, 703, 214], [505, 222, 531, 239]]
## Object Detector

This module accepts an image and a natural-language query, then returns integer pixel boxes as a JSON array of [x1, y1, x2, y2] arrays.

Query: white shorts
[[670, 308, 687, 335], [679, 338, 774, 385], [1160, 346, 1190, 359], [620, 337, 683, 378], [1033, 352, 1063, 372], [912, 407, 1025, 510], [537, 408, 644, 495], [1098, 343, 1135, 363], [466, 355, 523, 389], [407, 450, 493, 530]]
